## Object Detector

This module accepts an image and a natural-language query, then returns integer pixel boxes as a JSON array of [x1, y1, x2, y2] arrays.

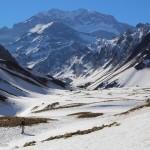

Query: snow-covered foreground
[[0, 87, 150, 150]]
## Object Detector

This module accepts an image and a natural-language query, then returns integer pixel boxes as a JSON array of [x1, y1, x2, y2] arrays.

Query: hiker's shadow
[[23, 133, 35, 136]]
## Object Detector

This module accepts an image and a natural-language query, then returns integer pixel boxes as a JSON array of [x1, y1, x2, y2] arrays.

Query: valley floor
[[0, 87, 150, 150]]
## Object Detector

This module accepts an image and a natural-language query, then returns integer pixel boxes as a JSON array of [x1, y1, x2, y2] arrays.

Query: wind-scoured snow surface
[[0, 87, 150, 150]]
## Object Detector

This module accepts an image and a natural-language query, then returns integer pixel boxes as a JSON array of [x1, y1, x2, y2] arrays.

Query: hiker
[[21, 119, 25, 134]]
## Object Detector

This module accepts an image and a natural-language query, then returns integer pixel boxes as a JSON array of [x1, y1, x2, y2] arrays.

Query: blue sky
[[0, 0, 150, 27]]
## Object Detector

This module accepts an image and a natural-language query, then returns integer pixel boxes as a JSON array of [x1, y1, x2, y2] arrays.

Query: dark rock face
[[0, 45, 16, 63], [135, 62, 145, 70], [95, 81, 119, 89], [0, 94, 7, 102]]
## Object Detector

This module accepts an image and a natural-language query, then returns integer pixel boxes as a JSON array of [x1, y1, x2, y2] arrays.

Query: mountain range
[[0, 9, 150, 89]]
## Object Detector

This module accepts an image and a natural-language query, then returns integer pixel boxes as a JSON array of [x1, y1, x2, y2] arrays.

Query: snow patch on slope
[[30, 22, 54, 34]]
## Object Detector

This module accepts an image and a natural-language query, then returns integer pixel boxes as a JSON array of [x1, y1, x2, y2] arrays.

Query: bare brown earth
[[0, 117, 51, 127], [68, 112, 104, 118]]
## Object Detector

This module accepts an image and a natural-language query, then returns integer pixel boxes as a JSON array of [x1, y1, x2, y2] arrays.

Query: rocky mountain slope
[[75, 23, 150, 89]]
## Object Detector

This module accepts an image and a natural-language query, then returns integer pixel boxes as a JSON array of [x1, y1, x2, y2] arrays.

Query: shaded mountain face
[[0, 45, 66, 101], [0, 8, 133, 45], [7, 21, 94, 69]]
